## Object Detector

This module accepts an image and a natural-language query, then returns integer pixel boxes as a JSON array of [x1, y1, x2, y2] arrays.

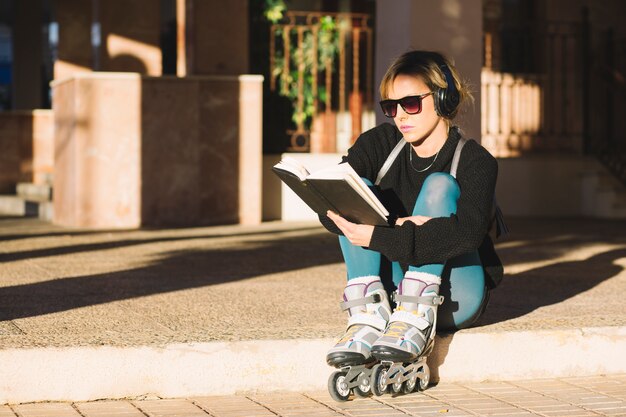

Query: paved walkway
[[1, 375, 626, 417], [1, 216, 626, 404], [1, 216, 625, 348]]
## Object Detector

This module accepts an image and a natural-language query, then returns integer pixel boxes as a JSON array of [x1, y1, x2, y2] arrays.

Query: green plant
[[264, 0, 287, 23], [264, 2, 340, 130]]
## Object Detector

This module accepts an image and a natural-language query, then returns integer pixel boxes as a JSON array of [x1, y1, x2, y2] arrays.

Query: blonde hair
[[379, 50, 473, 120]]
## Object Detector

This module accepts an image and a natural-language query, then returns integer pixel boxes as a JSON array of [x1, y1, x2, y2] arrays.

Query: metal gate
[[482, 7, 626, 186], [268, 11, 374, 153]]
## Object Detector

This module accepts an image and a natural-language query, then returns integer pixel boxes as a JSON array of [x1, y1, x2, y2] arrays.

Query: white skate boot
[[326, 275, 391, 401], [370, 271, 444, 395]]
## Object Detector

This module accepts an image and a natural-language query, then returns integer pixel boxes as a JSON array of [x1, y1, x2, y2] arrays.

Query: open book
[[272, 157, 390, 226]]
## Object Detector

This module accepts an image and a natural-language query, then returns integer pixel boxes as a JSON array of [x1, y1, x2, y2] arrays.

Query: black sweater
[[319, 123, 504, 288]]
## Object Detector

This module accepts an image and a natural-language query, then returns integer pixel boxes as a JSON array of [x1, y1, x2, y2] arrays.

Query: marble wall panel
[[51, 73, 262, 228], [32, 110, 54, 185], [0, 111, 52, 193], [52, 78, 78, 226], [188, 0, 249, 75], [0, 113, 29, 193], [52, 74, 142, 228], [54, 0, 92, 81], [99, 0, 162, 75]]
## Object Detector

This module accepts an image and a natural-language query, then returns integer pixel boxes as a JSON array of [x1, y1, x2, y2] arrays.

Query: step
[[1, 216, 624, 404], [0, 195, 53, 220], [0, 195, 40, 217], [1, 327, 625, 403], [580, 167, 626, 218], [16, 182, 52, 202]]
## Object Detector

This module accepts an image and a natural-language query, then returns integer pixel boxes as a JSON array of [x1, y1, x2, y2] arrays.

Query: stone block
[[0, 111, 53, 193], [51, 73, 262, 228]]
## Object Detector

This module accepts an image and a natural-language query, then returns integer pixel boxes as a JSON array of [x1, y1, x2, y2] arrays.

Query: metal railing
[[481, 19, 584, 156], [268, 11, 374, 152], [482, 8, 626, 187], [586, 26, 626, 185]]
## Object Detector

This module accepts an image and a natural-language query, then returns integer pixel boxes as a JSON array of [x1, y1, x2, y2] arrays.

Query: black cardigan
[[319, 123, 504, 289]]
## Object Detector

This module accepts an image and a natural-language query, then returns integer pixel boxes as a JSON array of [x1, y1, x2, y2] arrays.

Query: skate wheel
[[353, 385, 370, 398], [353, 373, 371, 398], [403, 375, 417, 394], [328, 371, 351, 402], [418, 363, 430, 391], [391, 380, 403, 394], [371, 364, 388, 396]]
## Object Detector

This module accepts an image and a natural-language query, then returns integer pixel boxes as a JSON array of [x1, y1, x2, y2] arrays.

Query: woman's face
[[387, 74, 446, 147]]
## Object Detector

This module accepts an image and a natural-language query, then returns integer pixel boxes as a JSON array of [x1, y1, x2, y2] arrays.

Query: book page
[[305, 162, 352, 180], [343, 174, 389, 219], [309, 163, 389, 219], [273, 157, 310, 181]]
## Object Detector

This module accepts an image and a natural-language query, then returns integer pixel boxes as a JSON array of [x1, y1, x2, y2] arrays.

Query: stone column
[[176, 0, 249, 75], [54, 0, 93, 81], [12, 0, 43, 109], [52, 74, 142, 228], [97, 0, 162, 75], [52, 73, 263, 228]]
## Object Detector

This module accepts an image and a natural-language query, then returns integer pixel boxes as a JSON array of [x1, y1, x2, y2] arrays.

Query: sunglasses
[[379, 92, 434, 118]]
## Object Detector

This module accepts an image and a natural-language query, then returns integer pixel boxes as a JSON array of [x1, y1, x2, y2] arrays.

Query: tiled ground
[[2, 375, 626, 417]]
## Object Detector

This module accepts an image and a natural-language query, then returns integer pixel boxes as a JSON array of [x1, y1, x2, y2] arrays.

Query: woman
[[323, 50, 503, 369]]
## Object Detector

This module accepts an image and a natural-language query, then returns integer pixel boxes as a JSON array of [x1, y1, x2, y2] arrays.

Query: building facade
[[0, 0, 624, 226]]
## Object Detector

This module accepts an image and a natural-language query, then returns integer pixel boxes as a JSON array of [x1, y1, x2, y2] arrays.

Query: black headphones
[[433, 60, 460, 118]]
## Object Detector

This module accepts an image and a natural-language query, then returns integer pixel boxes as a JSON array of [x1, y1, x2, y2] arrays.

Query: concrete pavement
[[0, 215, 625, 403], [2, 375, 626, 416]]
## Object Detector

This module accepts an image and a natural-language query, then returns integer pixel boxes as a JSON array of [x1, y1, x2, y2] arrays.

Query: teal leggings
[[338, 173, 488, 330]]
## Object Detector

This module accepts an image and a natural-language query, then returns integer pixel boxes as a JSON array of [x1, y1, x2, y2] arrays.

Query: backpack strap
[[451, 138, 509, 238], [450, 138, 468, 179], [376, 135, 509, 238], [375, 138, 406, 186]]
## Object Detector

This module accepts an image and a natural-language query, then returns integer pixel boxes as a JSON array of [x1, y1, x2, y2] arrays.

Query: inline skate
[[370, 271, 443, 395], [326, 275, 391, 401]]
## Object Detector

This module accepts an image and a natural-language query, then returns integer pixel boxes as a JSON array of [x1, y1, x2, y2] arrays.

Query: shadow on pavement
[[475, 247, 626, 326], [0, 226, 324, 260], [0, 231, 342, 321]]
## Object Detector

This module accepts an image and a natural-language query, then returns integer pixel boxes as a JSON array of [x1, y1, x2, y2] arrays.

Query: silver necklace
[[409, 144, 440, 173]]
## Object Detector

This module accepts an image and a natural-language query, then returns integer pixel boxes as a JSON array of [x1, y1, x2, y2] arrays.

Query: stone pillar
[[54, 0, 93, 81], [0, 113, 31, 192], [0, 110, 54, 192], [97, 0, 162, 75], [375, 0, 482, 141], [52, 73, 263, 228], [12, 0, 43, 109], [31, 110, 55, 185], [52, 74, 142, 228], [176, 0, 188, 76], [176, 0, 249, 75]]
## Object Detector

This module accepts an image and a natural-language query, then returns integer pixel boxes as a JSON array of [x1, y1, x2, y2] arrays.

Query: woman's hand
[[395, 215, 432, 226], [326, 211, 375, 247]]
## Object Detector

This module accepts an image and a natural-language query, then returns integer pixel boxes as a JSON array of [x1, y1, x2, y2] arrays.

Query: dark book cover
[[306, 178, 389, 226], [272, 167, 331, 215], [272, 166, 389, 226]]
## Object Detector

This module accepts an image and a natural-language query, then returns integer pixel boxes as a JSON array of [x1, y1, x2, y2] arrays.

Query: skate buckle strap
[[348, 312, 388, 332], [389, 309, 430, 331], [340, 293, 382, 311], [392, 292, 444, 306]]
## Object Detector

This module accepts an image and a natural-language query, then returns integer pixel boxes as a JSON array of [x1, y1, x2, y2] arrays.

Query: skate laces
[[384, 321, 409, 338], [336, 325, 362, 344]]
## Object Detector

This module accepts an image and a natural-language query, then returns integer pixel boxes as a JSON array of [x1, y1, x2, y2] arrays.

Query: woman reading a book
[[323, 50, 503, 370]]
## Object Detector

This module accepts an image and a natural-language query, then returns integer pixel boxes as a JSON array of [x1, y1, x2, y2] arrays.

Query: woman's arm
[[317, 123, 401, 235], [368, 145, 498, 266]]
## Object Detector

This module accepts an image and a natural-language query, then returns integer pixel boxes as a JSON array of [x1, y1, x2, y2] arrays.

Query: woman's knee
[[422, 173, 460, 199], [414, 173, 461, 217]]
